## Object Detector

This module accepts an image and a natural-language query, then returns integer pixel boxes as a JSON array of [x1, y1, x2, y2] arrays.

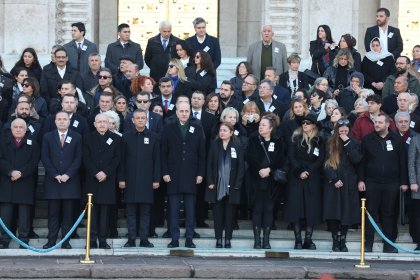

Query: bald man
[[0, 118, 40, 249]]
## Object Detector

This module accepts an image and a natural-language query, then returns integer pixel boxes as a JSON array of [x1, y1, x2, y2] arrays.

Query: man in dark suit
[[119, 109, 160, 248], [41, 111, 82, 249], [40, 48, 83, 104], [105, 23, 143, 74], [83, 113, 121, 249], [151, 77, 177, 120], [42, 94, 89, 136], [161, 103, 206, 248], [63, 22, 98, 74], [364, 7, 403, 58], [219, 80, 244, 113], [88, 92, 114, 130], [144, 21, 181, 85], [186, 17, 221, 70], [0, 118, 40, 249], [124, 92, 162, 135], [48, 81, 89, 118], [255, 79, 287, 119]]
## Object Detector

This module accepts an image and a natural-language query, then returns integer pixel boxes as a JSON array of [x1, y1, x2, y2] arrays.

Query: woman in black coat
[[323, 119, 362, 252], [247, 113, 284, 249], [330, 34, 362, 72], [10, 48, 43, 82], [205, 122, 245, 248], [309, 25, 336, 76], [185, 51, 216, 96], [283, 113, 325, 250], [361, 37, 395, 96]]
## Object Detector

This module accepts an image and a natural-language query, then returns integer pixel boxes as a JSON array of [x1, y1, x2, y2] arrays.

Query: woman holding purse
[[206, 122, 245, 248], [247, 113, 285, 249]]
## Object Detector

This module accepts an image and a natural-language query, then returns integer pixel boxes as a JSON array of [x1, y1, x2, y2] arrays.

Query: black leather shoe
[[88, 241, 98, 249], [167, 240, 179, 248], [71, 232, 80, 239], [124, 240, 136, 248], [61, 242, 72, 249], [302, 239, 316, 250], [0, 241, 9, 249], [216, 238, 223, 248], [42, 241, 55, 249], [383, 243, 398, 253], [162, 230, 172, 238], [196, 222, 210, 228], [140, 240, 154, 248], [28, 231, 39, 239], [148, 231, 158, 238], [224, 239, 231, 248], [294, 240, 303, 250], [193, 231, 201, 238], [364, 242, 373, 253], [99, 242, 111, 249], [185, 238, 196, 248]]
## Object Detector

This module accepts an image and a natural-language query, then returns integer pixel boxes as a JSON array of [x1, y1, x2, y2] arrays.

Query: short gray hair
[[220, 107, 239, 123], [193, 17, 206, 27], [354, 98, 368, 110], [325, 99, 339, 108], [260, 79, 275, 91], [159, 21, 172, 29], [102, 110, 120, 131], [394, 111, 410, 123]]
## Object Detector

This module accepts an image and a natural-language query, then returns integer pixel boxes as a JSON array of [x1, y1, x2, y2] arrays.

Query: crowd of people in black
[[0, 8, 420, 253]]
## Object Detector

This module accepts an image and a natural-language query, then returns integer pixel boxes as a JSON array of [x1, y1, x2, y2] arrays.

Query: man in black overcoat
[[119, 109, 160, 248], [0, 119, 40, 249], [161, 103, 206, 248], [83, 113, 121, 249]]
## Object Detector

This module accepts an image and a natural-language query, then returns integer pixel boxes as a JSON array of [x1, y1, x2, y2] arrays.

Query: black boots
[[262, 227, 271, 249], [339, 235, 348, 252], [293, 223, 303, 249], [253, 226, 261, 249], [332, 235, 340, 252], [216, 238, 223, 248], [302, 226, 316, 250]]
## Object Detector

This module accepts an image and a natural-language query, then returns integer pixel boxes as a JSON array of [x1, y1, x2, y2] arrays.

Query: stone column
[[219, 0, 238, 56], [98, 0, 118, 55]]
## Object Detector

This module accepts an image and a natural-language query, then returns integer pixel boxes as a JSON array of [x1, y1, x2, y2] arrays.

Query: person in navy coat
[[161, 103, 206, 248], [41, 111, 82, 249], [83, 113, 121, 249], [119, 109, 161, 248], [0, 118, 40, 249]]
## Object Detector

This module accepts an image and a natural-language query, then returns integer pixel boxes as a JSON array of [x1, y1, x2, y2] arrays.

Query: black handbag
[[258, 137, 287, 184]]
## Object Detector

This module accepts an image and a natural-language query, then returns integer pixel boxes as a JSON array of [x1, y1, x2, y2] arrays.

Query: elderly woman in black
[[206, 122, 245, 248], [283, 113, 325, 250], [247, 113, 284, 249], [323, 119, 362, 251]]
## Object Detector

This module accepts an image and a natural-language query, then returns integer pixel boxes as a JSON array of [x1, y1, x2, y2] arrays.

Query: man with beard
[[1, 101, 41, 143], [382, 56, 420, 99], [219, 80, 242, 112], [364, 8, 403, 58]]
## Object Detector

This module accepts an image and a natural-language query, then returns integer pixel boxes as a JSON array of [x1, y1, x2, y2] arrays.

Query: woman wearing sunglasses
[[166, 58, 192, 99], [20, 77, 48, 121], [185, 51, 216, 96], [323, 118, 362, 252], [284, 113, 324, 250]]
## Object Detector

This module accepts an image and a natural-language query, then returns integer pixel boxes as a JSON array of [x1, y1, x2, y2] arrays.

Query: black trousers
[[195, 181, 208, 224], [126, 203, 151, 241], [365, 182, 399, 244], [252, 190, 274, 228], [411, 199, 420, 244], [91, 204, 110, 243], [213, 196, 236, 239], [169, 193, 196, 240], [0, 203, 31, 244], [150, 181, 167, 231], [47, 199, 74, 243]]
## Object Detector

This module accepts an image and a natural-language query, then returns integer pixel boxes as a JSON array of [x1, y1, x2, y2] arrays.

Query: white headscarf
[[365, 37, 393, 62]]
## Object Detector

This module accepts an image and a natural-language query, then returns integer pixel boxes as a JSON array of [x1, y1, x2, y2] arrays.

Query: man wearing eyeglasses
[[85, 68, 113, 111], [124, 92, 162, 135], [255, 79, 287, 119], [241, 74, 259, 103], [382, 56, 420, 99], [145, 21, 181, 85]]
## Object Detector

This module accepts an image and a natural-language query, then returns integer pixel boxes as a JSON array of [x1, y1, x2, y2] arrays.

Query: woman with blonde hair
[[166, 58, 192, 98], [240, 101, 261, 136], [284, 114, 324, 250], [323, 48, 355, 94]]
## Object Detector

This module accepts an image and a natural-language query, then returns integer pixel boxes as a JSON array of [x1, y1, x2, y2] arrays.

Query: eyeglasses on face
[[168, 64, 176, 68], [136, 100, 150, 104], [195, 55, 201, 59], [302, 120, 314, 125], [337, 118, 350, 125], [22, 84, 31, 87], [243, 81, 255, 86], [98, 75, 110, 79]]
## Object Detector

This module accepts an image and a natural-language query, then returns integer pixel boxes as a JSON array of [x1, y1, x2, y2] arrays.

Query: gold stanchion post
[[80, 193, 95, 264], [355, 198, 370, 268]]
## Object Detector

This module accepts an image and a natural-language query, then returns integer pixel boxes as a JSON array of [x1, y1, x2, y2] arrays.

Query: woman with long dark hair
[[20, 77, 48, 121], [283, 114, 324, 250], [206, 122, 245, 248], [323, 118, 362, 251], [247, 113, 284, 249], [175, 40, 194, 68], [11, 48, 42, 81], [185, 51, 216, 95], [11, 67, 28, 103], [309, 25, 335, 76], [230, 61, 253, 96]]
